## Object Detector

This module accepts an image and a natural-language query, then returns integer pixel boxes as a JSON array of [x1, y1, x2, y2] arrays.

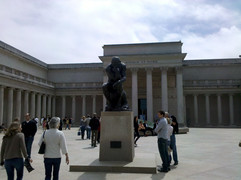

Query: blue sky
[[0, 0, 240, 64]]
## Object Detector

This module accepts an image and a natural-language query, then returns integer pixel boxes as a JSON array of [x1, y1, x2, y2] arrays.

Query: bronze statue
[[102, 56, 129, 111]]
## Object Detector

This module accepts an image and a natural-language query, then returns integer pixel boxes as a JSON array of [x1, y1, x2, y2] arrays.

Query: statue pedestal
[[99, 111, 134, 161]]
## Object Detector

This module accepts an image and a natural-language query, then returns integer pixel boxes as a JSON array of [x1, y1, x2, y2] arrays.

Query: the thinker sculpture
[[102, 56, 129, 111]]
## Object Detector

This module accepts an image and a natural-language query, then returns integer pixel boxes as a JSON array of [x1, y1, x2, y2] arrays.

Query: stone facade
[[0, 40, 240, 127]]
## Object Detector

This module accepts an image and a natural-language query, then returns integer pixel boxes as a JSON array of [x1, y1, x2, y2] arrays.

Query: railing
[[0, 64, 54, 88], [184, 79, 241, 87]]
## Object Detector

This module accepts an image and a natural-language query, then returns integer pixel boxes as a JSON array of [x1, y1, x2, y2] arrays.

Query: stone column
[[194, 94, 198, 125], [62, 96, 66, 119], [131, 68, 138, 116], [42, 95, 46, 118], [82, 95, 86, 116], [176, 67, 184, 126], [205, 94, 210, 125], [7, 88, 13, 127], [92, 95, 96, 114], [103, 74, 108, 111], [36, 93, 41, 121], [229, 94, 234, 126], [52, 96, 56, 117], [217, 94, 222, 125], [161, 67, 168, 112], [72, 96, 76, 121], [47, 95, 52, 116], [183, 94, 187, 126], [146, 68, 153, 122], [30, 92, 36, 118], [24, 91, 29, 114], [16, 89, 22, 119], [0, 86, 4, 125]]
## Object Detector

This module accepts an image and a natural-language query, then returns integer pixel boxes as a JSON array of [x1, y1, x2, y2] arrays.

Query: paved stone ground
[[0, 128, 241, 180]]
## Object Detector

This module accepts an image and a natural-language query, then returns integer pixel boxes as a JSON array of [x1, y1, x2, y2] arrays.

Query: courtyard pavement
[[0, 128, 241, 180]]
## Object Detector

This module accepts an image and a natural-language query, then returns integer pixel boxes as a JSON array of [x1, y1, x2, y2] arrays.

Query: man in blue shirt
[[154, 110, 169, 172]]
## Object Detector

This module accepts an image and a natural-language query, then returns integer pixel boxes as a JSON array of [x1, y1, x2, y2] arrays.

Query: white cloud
[[0, 0, 240, 64], [183, 26, 241, 59]]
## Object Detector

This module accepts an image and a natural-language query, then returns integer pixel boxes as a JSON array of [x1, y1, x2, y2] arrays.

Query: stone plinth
[[99, 111, 134, 162]]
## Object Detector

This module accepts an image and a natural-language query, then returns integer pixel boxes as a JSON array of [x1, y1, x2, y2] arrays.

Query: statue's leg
[[103, 83, 112, 110], [102, 83, 111, 101], [121, 91, 129, 110]]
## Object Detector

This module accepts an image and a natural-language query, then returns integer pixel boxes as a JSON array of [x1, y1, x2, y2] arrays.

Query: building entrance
[[138, 99, 147, 120]]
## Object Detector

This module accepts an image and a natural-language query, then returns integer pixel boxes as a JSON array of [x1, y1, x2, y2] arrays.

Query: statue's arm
[[113, 64, 126, 87]]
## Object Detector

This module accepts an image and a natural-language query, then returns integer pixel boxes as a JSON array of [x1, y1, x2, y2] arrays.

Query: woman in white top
[[39, 117, 69, 180]]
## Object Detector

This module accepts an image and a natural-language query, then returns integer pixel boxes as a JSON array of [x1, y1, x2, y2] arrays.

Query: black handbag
[[38, 131, 46, 154]]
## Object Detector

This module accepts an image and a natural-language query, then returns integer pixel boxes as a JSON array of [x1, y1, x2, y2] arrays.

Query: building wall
[[0, 40, 241, 128]]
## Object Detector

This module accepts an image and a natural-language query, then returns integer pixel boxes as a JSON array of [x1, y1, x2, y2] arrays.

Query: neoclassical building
[[0, 40, 241, 128]]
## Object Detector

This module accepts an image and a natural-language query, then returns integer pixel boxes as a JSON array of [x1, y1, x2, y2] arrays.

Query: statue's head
[[111, 56, 121, 67]]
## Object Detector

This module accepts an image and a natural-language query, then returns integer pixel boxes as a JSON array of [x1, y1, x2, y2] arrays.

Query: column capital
[[81, 95, 86, 98], [16, 88, 22, 92], [205, 93, 211, 97], [130, 68, 138, 73], [145, 67, 153, 72], [160, 67, 168, 71], [175, 66, 183, 72]]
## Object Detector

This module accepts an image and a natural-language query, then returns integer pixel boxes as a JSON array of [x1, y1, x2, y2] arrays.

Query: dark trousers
[[44, 158, 61, 180], [25, 136, 34, 158], [91, 130, 98, 146], [81, 126, 86, 139], [5, 158, 24, 180], [170, 134, 178, 163], [158, 138, 169, 171], [134, 131, 140, 144]]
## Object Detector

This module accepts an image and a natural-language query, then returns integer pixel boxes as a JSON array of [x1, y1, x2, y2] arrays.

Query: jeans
[[80, 126, 86, 139], [86, 126, 91, 139], [158, 138, 169, 171], [44, 158, 61, 180], [170, 134, 178, 163], [5, 158, 24, 180], [25, 136, 34, 158]]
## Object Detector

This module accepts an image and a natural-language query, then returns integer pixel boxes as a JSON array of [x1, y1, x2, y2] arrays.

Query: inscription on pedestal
[[110, 141, 122, 148]]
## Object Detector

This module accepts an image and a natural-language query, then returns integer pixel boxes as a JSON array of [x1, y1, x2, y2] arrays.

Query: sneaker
[[174, 162, 178, 165], [157, 168, 168, 173]]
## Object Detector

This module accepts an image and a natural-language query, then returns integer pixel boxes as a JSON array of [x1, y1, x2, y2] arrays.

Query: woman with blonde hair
[[0, 122, 30, 180]]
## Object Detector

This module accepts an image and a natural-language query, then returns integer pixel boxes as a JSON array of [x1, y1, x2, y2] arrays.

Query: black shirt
[[21, 120, 37, 137]]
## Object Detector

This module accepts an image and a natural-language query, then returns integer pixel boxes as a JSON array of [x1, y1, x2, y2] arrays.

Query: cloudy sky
[[0, 0, 241, 64]]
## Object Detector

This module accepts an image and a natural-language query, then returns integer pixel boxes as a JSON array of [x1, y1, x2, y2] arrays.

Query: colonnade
[[188, 93, 236, 126], [0, 86, 55, 127], [130, 67, 184, 124], [0, 85, 100, 127]]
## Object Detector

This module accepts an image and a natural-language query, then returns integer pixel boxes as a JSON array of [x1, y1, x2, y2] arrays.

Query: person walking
[[89, 113, 100, 147], [170, 115, 179, 165], [154, 110, 169, 173], [21, 113, 37, 158], [38, 117, 69, 180], [134, 116, 140, 147], [1, 122, 32, 180], [80, 116, 87, 139], [85, 115, 91, 139]]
